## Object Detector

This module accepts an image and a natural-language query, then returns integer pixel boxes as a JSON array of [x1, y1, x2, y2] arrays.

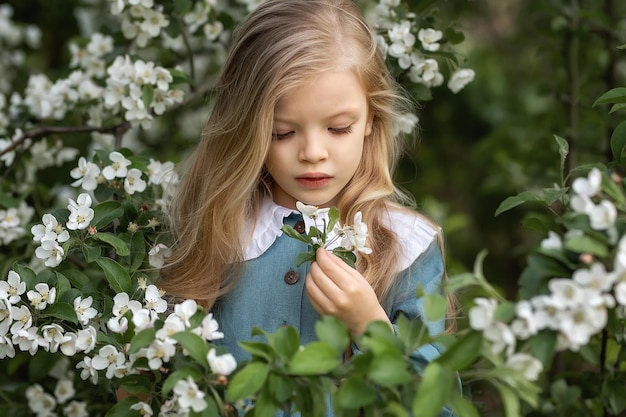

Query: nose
[[298, 132, 328, 163]]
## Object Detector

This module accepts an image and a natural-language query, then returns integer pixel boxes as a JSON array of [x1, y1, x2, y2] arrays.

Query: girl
[[161, 0, 455, 412]]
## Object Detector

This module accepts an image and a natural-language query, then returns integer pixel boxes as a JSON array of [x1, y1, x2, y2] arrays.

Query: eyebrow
[[273, 109, 362, 123]]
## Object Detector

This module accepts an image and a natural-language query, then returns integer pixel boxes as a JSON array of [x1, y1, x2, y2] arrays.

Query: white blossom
[[199, 313, 224, 341], [148, 243, 171, 268], [54, 379, 75, 404], [124, 167, 147, 194], [70, 157, 101, 191], [589, 200, 617, 230], [102, 151, 132, 179], [540, 231, 562, 250], [63, 401, 89, 417], [447, 68, 475, 93], [130, 401, 153, 417], [572, 168, 602, 197], [0, 335, 15, 359], [417, 28, 442, 51], [146, 338, 176, 370], [66, 193, 94, 230], [34, 238, 65, 267], [76, 326, 97, 353], [173, 377, 207, 412], [144, 284, 167, 313], [483, 321, 516, 356], [31, 213, 70, 243], [468, 297, 498, 330], [0, 270, 26, 304], [26, 283, 56, 310], [112, 292, 142, 316], [91, 344, 126, 379], [505, 353, 543, 381], [73, 296, 98, 325], [207, 348, 237, 376]]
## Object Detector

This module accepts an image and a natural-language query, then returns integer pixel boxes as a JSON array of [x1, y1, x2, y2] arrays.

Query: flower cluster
[[110, 0, 170, 48], [282, 201, 372, 268], [373, 0, 475, 94]]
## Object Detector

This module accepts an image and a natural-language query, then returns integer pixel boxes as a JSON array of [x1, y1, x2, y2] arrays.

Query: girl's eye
[[329, 125, 353, 135], [272, 131, 293, 140]]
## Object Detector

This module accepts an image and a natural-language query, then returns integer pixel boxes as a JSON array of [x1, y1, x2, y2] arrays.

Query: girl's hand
[[306, 247, 392, 336]]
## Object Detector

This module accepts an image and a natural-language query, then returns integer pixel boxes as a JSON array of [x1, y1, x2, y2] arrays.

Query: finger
[[315, 248, 359, 288], [305, 271, 333, 314]]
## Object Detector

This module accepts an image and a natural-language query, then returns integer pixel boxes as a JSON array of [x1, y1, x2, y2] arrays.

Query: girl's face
[[265, 69, 372, 209]]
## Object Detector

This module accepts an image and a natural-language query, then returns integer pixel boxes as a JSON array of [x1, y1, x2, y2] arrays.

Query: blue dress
[[211, 198, 453, 416]]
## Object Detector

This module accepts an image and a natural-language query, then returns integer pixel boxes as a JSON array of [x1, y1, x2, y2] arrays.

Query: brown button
[[284, 269, 299, 285], [294, 220, 305, 234]]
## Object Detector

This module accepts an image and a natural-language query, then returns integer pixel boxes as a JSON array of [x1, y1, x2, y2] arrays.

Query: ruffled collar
[[243, 198, 342, 261]]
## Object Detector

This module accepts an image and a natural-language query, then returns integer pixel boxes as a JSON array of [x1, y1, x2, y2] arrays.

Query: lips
[[296, 173, 332, 188]]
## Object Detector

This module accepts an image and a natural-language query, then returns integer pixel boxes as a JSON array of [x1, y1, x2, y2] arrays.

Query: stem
[[603, 0, 617, 162], [563, 0, 580, 175]]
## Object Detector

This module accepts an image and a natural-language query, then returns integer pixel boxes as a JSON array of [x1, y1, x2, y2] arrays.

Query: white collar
[[243, 197, 438, 270]]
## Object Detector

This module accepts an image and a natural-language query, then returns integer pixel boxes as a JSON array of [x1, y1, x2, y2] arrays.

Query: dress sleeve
[[388, 238, 446, 369]]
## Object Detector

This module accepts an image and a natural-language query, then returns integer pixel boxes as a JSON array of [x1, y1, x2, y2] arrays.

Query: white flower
[[570, 194, 594, 214], [102, 151, 132, 180], [409, 58, 443, 87], [34, 238, 65, 267], [59, 332, 78, 356], [76, 357, 98, 384], [540, 231, 562, 250], [510, 300, 537, 339], [28, 392, 57, 415], [41, 323, 69, 353], [447, 68, 475, 93], [588, 200, 617, 230], [203, 21, 223, 41], [107, 315, 129, 333], [558, 304, 606, 347], [0, 298, 11, 336], [148, 243, 171, 268], [199, 313, 224, 341], [146, 339, 176, 370], [10, 304, 33, 335], [0, 270, 26, 304], [418, 28, 443, 51], [130, 401, 153, 417], [156, 315, 185, 341], [468, 297, 498, 330], [27, 283, 56, 310], [70, 157, 101, 191], [394, 112, 418, 135], [12, 327, 40, 355], [549, 279, 585, 309], [54, 379, 75, 404], [572, 168, 601, 197], [73, 296, 98, 325], [173, 299, 198, 327], [483, 321, 516, 356], [112, 292, 142, 316], [0, 335, 15, 359], [144, 285, 167, 313], [63, 400, 89, 417], [615, 282, 626, 306], [31, 213, 70, 243], [91, 344, 126, 379], [338, 212, 372, 254], [173, 377, 207, 412], [132, 308, 156, 330], [76, 326, 97, 353], [207, 348, 237, 376], [66, 193, 94, 230], [124, 168, 147, 194], [505, 353, 543, 381], [147, 159, 176, 185], [296, 201, 330, 220], [573, 263, 616, 292], [530, 295, 560, 330]]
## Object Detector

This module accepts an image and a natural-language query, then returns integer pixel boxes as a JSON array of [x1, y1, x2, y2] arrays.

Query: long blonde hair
[[160, 0, 454, 329]]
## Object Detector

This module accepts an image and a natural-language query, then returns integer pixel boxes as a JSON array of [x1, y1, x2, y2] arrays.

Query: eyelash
[[271, 125, 353, 140]]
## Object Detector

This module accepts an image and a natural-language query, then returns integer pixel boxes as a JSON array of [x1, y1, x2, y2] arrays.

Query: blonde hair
[[160, 0, 455, 330]]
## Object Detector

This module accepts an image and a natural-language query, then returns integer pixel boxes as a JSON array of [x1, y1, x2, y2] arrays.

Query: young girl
[[161, 0, 455, 412]]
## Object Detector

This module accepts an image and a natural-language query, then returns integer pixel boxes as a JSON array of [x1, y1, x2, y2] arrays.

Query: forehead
[[274, 69, 368, 118]]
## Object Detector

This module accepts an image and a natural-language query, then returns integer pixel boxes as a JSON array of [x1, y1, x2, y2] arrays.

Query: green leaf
[[54, 271, 72, 299], [281, 224, 311, 244], [609, 102, 626, 114], [239, 341, 275, 361], [141, 84, 154, 110], [610, 120, 626, 162], [115, 374, 152, 395], [92, 232, 130, 256], [254, 385, 281, 417], [128, 327, 156, 354], [62, 269, 98, 292], [296, 251, 316, 267], [162, 367, 204, 396], [288, 342, 341, 375], [128, 231, 147, 271], [335, 376, 377, 409], [315, 315, 350, 355], [550, 379, 581, 406], [226, 362, 270, 401], [603, 379, 626, 414], [435, 331, 482, 371], [171, 331, 210, 368], [11, 263, 37, 288], [592, 87, 626, 107], [494, 301, 516, 322], [395, 314, 428, 349], [96, 258, 132, 293], [447, 393, 480, 417], [496, 382, 521, 417], [554, 135, 569, 185], [444, 27, 465, 45], [270, 325, 300, 360], [268, 372, 293, 403], [39, 302, 78, 324], [412, 362, 454, 417], [28, 351, 58, 381], [529, 330, 557, 367], [368, 353, 412, 386], [564, 235, 608, 257], [423, 292, 447, 322], [91, 201, 124, 230], [172, 0, 193, 15], [327, 206, 340, 232], [82, 244, 102, 263], [104, 396, 141, 417], [332, 250, 356, 268], [495, 191, 543, 216]]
